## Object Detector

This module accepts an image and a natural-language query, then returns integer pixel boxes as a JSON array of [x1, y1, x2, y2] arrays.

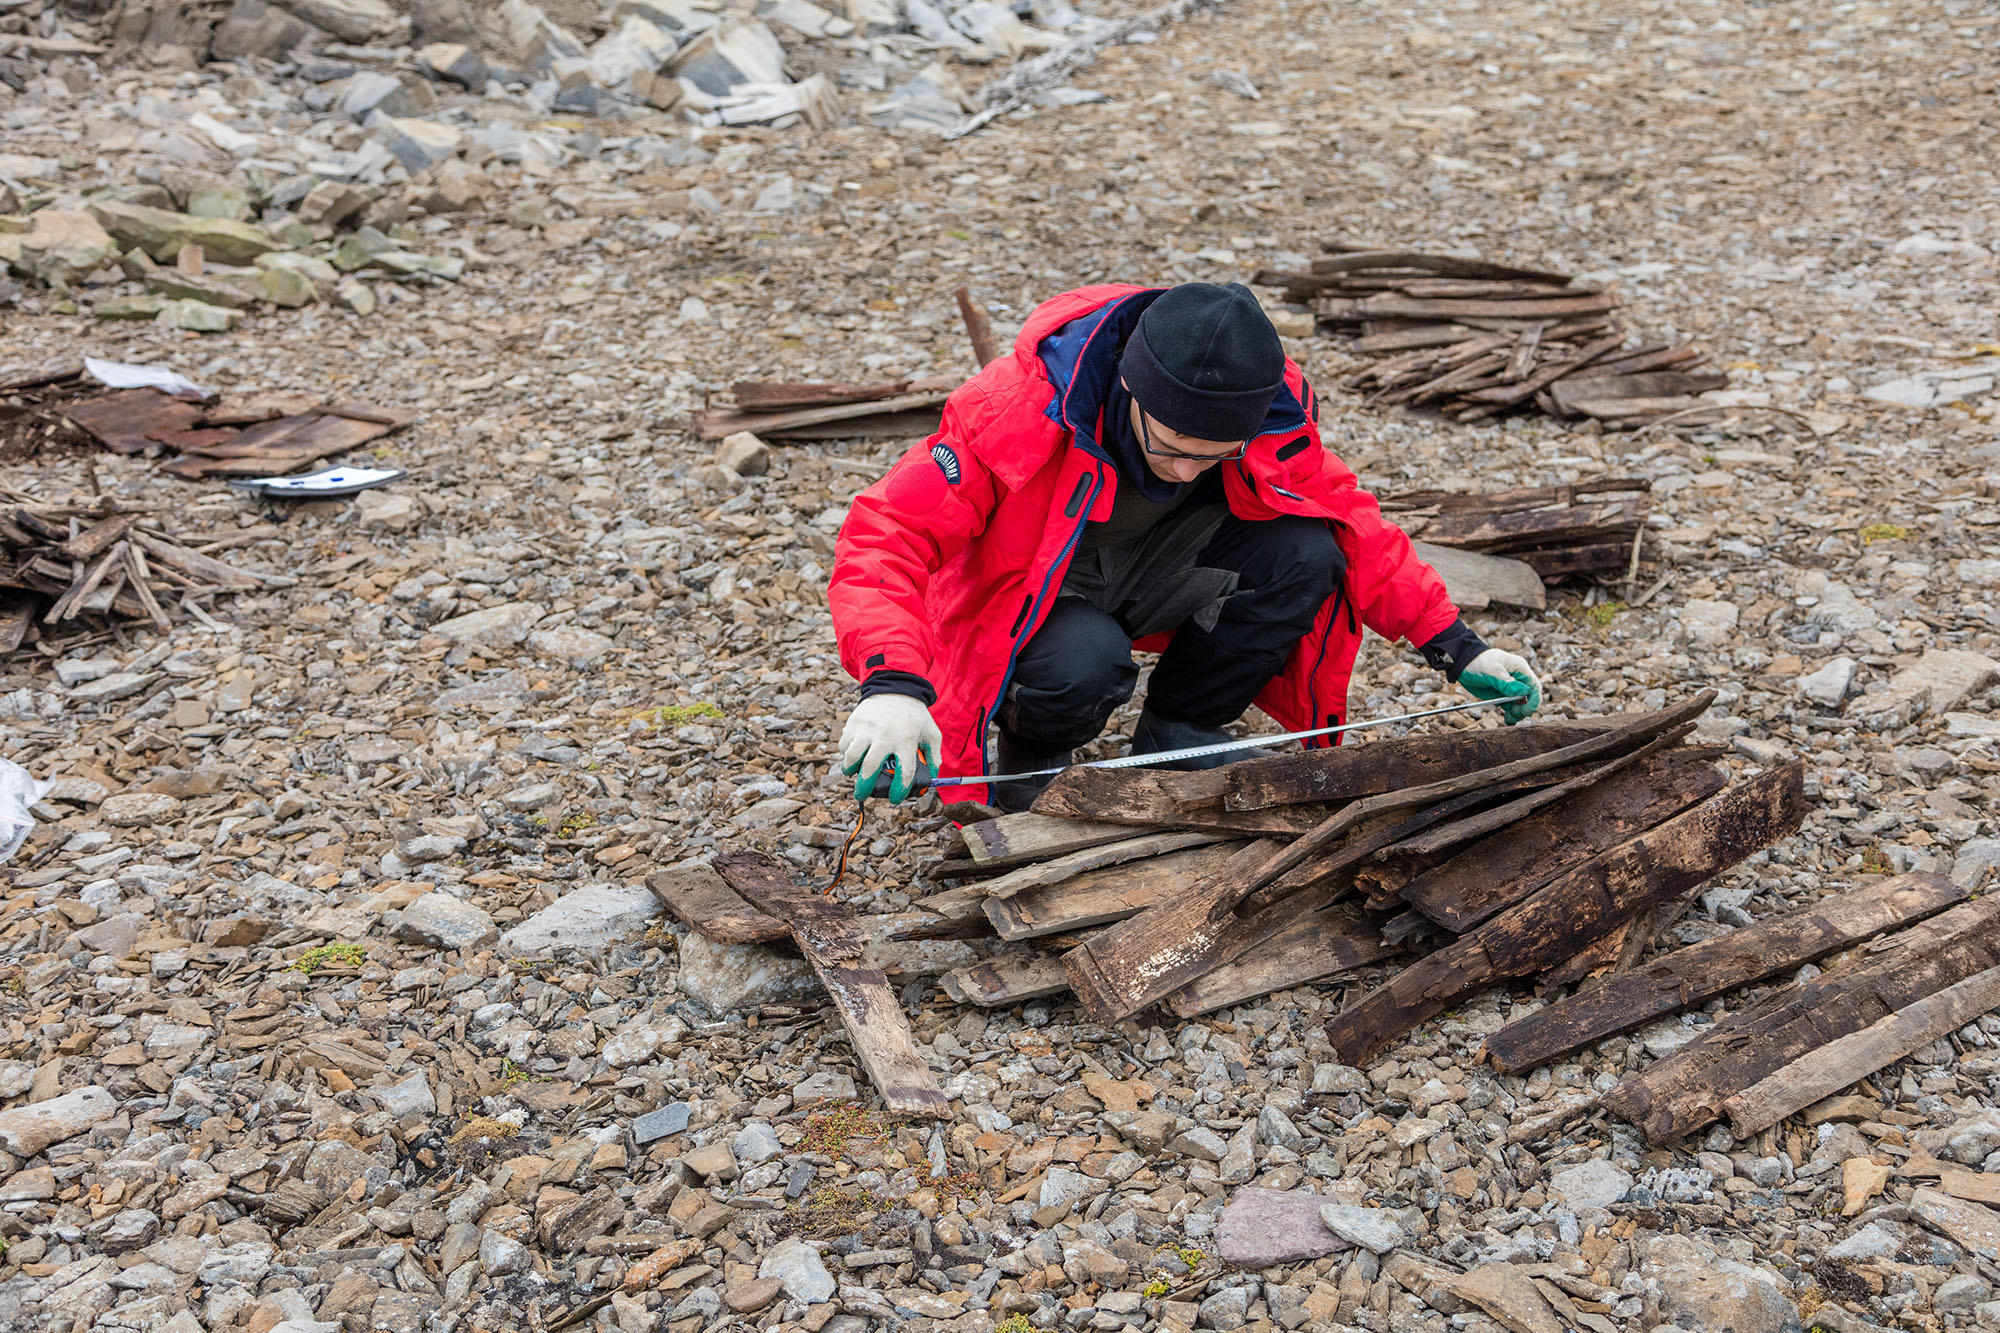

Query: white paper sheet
[[83, 356, 214, 400]]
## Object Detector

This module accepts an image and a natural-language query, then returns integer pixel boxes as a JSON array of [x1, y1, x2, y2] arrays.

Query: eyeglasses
[[1136, 410, 1249, 463]]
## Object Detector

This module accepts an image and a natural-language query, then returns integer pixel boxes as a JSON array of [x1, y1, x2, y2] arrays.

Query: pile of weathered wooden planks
[[895, 696, 1783, 1036], [0, 492, 275, 653], [654, 693, 1992, 1138], [1381, 478, 1651, 584], [1253, 244, 1723, 428]]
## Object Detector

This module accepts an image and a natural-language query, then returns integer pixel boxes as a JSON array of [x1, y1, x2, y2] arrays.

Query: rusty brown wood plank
[[726, 855, 949, 1118], [1601, 891, 2000, 1144], [1222, 724, 1613, 812], [1324, 763, 1808, 1067], [730, 379, 912, 411], [647, 862, 789, 946], [1485, 873, 1963, 1073], [1166, 905, 1396, 1017]]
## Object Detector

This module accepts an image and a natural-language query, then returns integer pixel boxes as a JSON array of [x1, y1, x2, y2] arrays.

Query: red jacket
[[829, 285, 1461, 805]]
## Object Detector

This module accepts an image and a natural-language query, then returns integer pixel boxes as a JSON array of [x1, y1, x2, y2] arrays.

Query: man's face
[[1124, 394, 1247, 486]]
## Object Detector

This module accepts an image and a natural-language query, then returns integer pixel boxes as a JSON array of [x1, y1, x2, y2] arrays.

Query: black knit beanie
[[1120, 283, 1284, 443]]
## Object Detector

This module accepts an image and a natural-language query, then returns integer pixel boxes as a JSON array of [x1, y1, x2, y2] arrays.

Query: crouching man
[[828, 282, 1543, 810]]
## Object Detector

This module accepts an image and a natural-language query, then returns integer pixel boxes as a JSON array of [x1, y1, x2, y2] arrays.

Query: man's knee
[[1248, 518, 1346, 598], [1004, 601, 1138, 743]]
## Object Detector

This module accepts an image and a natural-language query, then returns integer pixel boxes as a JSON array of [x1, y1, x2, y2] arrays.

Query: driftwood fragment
[[1222, 723, 1610, 811], [941, 952, 1071, 1006], [1602, 892, 2000, 1143], [955, 287, 1001, 368], [1483, 872, 1964, 1073], [959, 812, 1145, 868], [725, 859, 948, 1117], [980, 830, 1227, 900], [984, 841, 1248, 940], [1323, 762, 1807, 1066], [1215, 693, 1715, 918], [1165, 905, 1395, 1017], [647, 862, 789, 945], [1722, 961, 2000, 1138]]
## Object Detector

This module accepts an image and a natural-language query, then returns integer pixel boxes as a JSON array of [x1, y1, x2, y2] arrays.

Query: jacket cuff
[[1417, 617, 1489, 683], [860, 669, 938, 707]]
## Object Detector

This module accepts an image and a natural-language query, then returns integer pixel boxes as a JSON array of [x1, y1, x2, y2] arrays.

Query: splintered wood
[[0, 492, 275, 653], [665, 693, 1998, 1141], [1253, 244, 1725, 429]]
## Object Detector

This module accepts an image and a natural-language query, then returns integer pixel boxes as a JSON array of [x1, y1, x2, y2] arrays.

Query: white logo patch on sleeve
[[930, 442, 962, 484]]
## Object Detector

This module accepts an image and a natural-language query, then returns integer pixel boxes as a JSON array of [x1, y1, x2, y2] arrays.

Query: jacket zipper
[[988, 463, 1104, 725], [1301, 518, 1357, 743]]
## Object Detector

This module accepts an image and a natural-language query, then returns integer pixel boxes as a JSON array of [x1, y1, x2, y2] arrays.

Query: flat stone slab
[[498, 882, 660, 956], [1216, 1188, 1351, 1269]]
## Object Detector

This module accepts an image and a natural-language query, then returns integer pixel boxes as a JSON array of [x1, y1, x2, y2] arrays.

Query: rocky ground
[[2, 0, 2000, 1330]]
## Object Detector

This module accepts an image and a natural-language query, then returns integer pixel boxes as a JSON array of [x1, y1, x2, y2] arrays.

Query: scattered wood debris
[[0, 362, 416, 479], [1254, 244, 1725, 429], [0, 492, 278, 653], [649, 853, 949, 1117]]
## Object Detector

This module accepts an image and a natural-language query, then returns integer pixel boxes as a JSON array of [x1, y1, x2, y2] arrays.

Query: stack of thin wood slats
[[0, 493, 275, 653], [1379, 478, 1651, 582], [1253, 244, 1724, 428]]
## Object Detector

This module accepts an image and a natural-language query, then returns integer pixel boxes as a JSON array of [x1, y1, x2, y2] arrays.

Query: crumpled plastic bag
[[0, 758, 51, 863]]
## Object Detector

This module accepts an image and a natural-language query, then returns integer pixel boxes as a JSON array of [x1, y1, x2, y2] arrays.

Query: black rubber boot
[[1129, 708, 1275, 770], [988, 730, 1073, 814]]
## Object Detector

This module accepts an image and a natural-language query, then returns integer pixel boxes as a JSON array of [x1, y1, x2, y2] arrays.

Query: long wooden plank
[[1031, 767, 1346, 834], [731, 378, 912, 410], [1220, 694, 1716, 919], [692, 390, 950, 442], [646, 863, 788, 945], [1483, 872, 1964, 1073], [1721, 962, 2000, 1138], [1602, 892, 2000, 1144], [1057, 702, 1714, 1025], [940, 952, 1071, 1006], [1400, 754, 1725, 932], [985, 842, 1249, 940], [982, 830, 1227, 900], [726, 862, 948, 1117], [1311, 249, 1575, 283], [1323, 763, 1807, 1067], [1379, 478, 1649, 515], [1326, 293, 1618, 321], [1412, 499, 1646, 553], [1377, 725, 1695, 861], [1223, 723, 1612, 812], [959, 813, 1144, 868], [1166, 906, 1396, 1017], [1062, 839, 1342, 1025], [1034, 766, 1227, 820]]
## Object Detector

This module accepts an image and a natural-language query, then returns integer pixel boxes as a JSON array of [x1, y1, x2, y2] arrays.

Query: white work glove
[[838, 694, 942, 803], [1459, 648, 1543, 725]]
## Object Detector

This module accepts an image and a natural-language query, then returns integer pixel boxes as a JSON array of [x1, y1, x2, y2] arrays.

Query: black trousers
[[998, 509, 1346, 749]]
